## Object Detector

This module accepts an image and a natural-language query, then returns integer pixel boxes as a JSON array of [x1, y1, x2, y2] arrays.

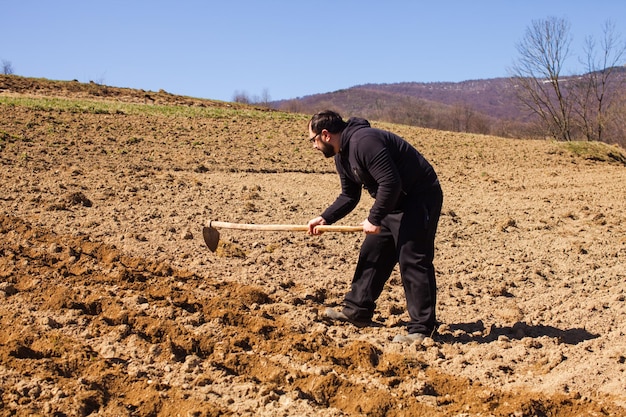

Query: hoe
[[203, 220, 363, 252]]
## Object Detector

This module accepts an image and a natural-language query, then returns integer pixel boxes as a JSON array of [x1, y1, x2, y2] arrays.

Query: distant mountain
[[272, 69, 626, 139], [354, 79, 523, 120], [272, 78, 530, 136]]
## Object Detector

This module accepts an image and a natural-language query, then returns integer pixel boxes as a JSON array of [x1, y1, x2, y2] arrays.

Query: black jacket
[[321, 118, 439, 226]]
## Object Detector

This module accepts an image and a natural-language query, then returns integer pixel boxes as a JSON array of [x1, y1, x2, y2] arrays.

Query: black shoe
[[324, 308, 372, 328]]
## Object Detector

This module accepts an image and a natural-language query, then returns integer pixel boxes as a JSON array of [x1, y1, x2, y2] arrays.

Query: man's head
[[308, 110, 347, 158]]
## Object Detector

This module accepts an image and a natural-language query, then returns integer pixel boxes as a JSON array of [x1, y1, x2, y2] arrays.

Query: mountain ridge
[[272, 69, 626, 142]]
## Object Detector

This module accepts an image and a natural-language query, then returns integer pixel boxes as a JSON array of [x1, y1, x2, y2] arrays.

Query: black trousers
[[342, 184, 443, 335]]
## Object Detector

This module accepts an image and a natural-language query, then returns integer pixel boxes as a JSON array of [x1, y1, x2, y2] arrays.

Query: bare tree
[[573, 20, 626, 142], [451, 102, 475, 132], [280, 99, 304, 113], [606, 94, 626, 147], [510, 17, 574, 141], [2, 60, 14, 75], [232, 90, 251, 104], [259, 88, 271, 107]]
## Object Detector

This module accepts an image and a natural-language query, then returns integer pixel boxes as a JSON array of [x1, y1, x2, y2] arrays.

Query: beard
[[319, 140, 336, 158]]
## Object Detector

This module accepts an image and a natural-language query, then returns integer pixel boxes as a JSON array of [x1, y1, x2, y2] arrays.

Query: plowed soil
[[1, 75, 626, 416]]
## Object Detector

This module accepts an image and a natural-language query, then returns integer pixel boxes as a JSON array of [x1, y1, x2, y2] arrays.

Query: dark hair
[[309, 110, 348, 134]]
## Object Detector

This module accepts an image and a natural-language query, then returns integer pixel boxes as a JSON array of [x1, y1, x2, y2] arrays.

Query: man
[[307, 110, 443, 344]]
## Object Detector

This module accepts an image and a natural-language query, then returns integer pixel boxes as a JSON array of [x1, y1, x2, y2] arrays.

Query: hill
[[1, 75, 626, 416], [281, 78, 521, 119], [273, 70, 626, 144]]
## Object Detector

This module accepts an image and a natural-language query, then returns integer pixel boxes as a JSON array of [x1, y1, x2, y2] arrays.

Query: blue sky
[[3, 1, 626, 102]]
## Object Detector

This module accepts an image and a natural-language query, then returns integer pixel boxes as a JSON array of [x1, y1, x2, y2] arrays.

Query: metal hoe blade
[[202, 226, 220, 252]]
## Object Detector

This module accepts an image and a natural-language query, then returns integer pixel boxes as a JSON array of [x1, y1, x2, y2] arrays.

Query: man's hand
[[362, 219, 380, 235], [307, 216, 327, 235]]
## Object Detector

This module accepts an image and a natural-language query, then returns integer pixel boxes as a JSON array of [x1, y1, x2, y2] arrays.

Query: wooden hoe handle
[[208, 220, 363, 233]]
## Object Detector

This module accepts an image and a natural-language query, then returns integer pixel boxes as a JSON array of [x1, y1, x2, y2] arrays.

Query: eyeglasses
[[309, 133, 321, 143]]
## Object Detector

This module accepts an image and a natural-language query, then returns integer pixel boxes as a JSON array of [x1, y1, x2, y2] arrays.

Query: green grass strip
[[0, 95, 306, 122]]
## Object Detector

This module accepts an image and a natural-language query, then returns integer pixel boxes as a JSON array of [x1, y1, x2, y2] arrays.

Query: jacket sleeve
[[361, 146, 403, 226], [320, 159, 362, 224]]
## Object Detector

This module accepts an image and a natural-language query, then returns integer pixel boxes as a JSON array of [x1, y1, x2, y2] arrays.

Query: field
[[1, 75, 626, 416]]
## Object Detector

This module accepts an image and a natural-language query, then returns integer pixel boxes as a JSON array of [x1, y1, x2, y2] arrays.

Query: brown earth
[[1, 75, 626, 416]]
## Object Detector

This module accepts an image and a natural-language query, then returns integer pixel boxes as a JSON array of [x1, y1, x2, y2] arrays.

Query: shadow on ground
[[439, 321, 599, 345]]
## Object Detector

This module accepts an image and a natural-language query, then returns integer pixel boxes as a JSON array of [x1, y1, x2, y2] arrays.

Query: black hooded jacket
[[321, 118, 439, 226]]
